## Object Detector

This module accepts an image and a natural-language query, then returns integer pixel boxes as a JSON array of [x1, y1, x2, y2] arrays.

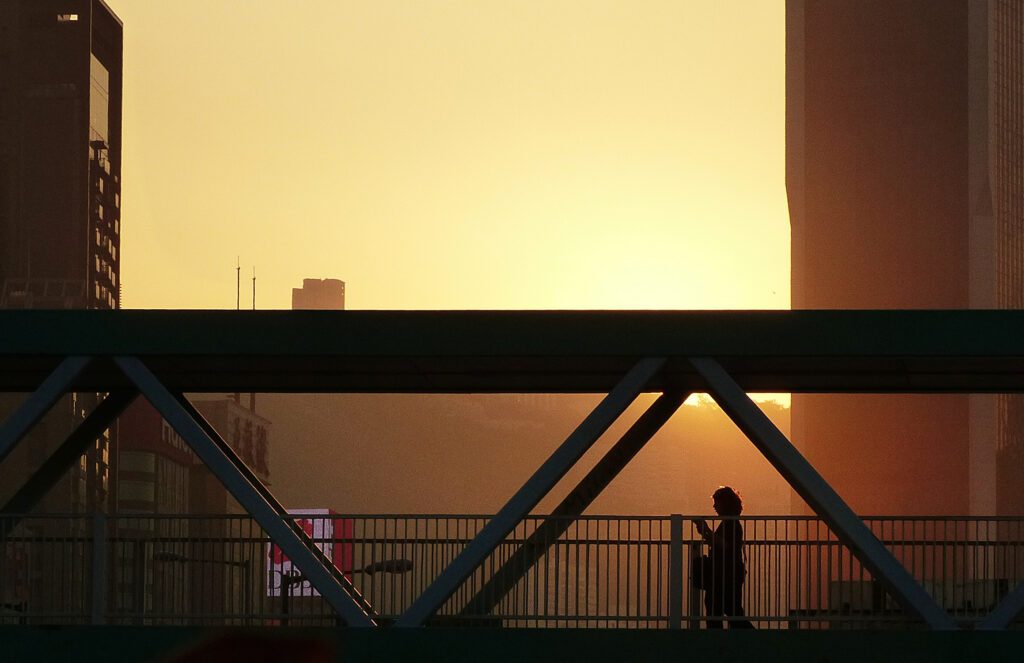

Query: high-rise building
[[0, 0, 123, 516], [0, 0, 122, 309], [787, 1, 1023, 515], [292, 278, 345, 310]]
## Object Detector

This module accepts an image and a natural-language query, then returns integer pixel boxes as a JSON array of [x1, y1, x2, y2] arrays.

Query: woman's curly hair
[[712, 486, 743, 516]]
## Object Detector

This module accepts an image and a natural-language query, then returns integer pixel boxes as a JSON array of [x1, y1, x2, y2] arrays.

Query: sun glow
[[110, 0, 787, 313]]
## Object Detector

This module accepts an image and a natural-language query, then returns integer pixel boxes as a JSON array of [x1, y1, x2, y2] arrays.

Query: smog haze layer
[[104, 0, 791, 514], [108, 0, 789, 312]]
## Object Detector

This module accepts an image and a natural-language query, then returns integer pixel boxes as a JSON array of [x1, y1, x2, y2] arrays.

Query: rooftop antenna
[[235, 257, 240, 310], [234, 257, 241, 405], [249, 265, 257, 414]]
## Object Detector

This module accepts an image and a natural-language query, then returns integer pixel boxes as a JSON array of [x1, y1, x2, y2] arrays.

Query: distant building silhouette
[[0, 0, 123, 516], [787, 1, 1023, 516], [292, 278, 345, 310]]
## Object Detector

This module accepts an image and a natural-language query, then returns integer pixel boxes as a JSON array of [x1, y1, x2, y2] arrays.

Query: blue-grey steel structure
[[2, 309, 1024, 630]]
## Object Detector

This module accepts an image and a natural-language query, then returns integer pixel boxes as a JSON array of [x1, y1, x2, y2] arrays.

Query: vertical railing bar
[[536, 516, 542, 627], [89, 512, 106, 625], [602, 519, 608, 626], [584, 519, 591, 626], [552, 518, 560, 626], [570, 519, 577, 627], [644, 520, 651, 626], [772, 518, 778, 630], [626, 519, 632, 627], [637, 520, 644, 624], [615, 517, 621, 628], [613, 519, 619, 625], [626, 520, 634, 627]]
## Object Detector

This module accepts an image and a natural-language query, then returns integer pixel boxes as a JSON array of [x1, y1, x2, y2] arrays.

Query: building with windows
[[118, 402, 194, 516], [0, 0, 122, 517], [115, 397, 272, 620], [787, 1, 1023, 515], [191, 398, 272, 506], [292, 278, 345, 310], [114, 400, 194, 617], [0, 0, 122, 310]]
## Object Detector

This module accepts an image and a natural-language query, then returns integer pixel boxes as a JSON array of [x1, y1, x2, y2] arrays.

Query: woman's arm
[[692, 519, 712, 542]]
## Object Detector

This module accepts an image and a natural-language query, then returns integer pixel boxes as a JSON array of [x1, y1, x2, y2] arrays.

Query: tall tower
[[0, 0, 122, 309], [0, 0, 123, 514], [787, 1, 1023, 515]]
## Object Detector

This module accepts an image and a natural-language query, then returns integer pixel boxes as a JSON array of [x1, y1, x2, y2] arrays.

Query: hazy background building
[[292, 278, 345, 310], [787, 0, 1023, 515], [0, 0, 123, 516]]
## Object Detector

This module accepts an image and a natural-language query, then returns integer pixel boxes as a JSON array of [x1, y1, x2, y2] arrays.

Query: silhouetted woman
[[693, 486, 754, 629]]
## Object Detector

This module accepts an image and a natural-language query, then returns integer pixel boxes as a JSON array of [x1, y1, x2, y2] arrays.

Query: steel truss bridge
[[3, 309, 1024, 634]]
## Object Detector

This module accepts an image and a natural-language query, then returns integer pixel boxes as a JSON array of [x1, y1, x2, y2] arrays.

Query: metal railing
[[1, 514, 1022, 629]]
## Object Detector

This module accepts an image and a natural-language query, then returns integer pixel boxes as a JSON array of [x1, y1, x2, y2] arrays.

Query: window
[[120, 451, 156, 473], [121, 480, 155, 503]]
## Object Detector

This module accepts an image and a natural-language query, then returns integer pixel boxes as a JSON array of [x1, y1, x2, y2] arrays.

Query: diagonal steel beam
[[114, 356, 375, 627], [460, 390, 688, 617], [690, 356, 957, 631], [397, 357, 666, 627], [172, 391, 377, 619], [0, 356, 92, 465], [173, 395, 286, 516], [978, 582, 1024, 630], [2, 390, 137, 529]]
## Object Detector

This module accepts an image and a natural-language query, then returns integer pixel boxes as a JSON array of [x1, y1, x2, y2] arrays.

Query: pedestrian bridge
[[2, 310, 1024, 647]]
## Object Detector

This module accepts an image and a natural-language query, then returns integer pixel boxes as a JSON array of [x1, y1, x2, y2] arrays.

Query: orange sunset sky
[[107, 1, 789, 312]]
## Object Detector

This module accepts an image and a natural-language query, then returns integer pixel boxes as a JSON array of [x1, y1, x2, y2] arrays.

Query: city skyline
[[107, 0, 789, 311], [3, 1, 1024, 641]]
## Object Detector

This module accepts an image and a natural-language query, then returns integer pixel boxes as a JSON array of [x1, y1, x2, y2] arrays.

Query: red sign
[[267, 509, 354, 597]]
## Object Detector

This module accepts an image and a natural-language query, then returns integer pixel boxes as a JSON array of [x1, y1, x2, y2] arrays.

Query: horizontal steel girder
[[2, 310, 1024, 393]]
